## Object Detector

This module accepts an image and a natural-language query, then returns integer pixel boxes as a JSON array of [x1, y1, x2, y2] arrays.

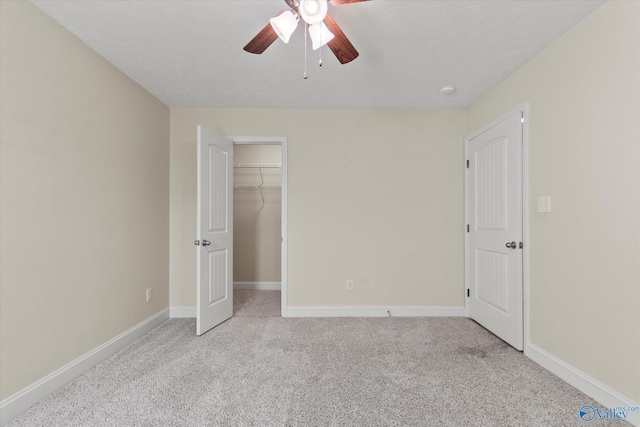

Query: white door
[[466, 111, 523, 350], [196, 126, 234, 335]]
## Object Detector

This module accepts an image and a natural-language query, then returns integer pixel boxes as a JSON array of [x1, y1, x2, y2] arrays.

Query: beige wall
[[467, 1, 640, 402], [170, 109, 466, 307], [0, 1, 170, 401], [234, 145, 282, 283]]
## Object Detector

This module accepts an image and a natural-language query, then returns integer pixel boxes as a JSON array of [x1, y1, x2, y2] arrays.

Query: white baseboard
[[526, 343, 640, 426], [283, 306, 465, 318], [170, 306, 196, 318], [234, 282, 281, 290], [0, 308, 170, 425], [173, 305, 463, 319]]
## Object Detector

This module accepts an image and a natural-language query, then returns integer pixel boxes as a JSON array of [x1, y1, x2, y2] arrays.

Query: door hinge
[[466, 224, 469, 233], [521, 117, 525, 123], [466, 160, 469, 168], [467, 289, 470, 297]]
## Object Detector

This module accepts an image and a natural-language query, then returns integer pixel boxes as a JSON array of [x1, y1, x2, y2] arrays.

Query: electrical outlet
[[346, 280, 354, 291], [538, 196, 551, 213], [146, 288, 153, 302]]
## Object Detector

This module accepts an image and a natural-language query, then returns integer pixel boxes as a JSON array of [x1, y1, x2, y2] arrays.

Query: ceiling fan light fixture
[[270, 10, 299, 43], [244, 0, 362, 65], [299, 0, 328, 25], [308, 22, 334, 50]]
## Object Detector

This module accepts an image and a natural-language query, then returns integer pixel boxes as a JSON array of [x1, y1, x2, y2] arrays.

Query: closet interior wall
[[233, 145, 282, 286]]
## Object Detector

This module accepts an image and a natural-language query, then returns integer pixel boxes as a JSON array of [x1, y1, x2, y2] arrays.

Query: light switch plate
[[538, 196, 551, 213]]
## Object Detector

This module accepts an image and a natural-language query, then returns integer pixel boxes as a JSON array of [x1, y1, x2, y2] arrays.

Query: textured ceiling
[[31, 0, 605, 109]]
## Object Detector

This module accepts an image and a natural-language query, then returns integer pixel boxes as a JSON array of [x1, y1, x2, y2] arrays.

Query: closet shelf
[[234, 185, 281, 189], [233, 163, 281, 169], [233, 163, 281, 204]]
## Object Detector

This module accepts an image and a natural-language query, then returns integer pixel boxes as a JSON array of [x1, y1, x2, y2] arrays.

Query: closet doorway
[[230, 137, 287, 317]]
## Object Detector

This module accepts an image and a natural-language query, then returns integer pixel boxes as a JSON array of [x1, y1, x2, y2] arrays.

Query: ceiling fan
[[243, 0, 368, 65]]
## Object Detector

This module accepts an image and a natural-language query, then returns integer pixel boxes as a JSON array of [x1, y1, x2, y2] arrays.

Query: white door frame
[[228, 136, 288, 316], [464, 103, 530, 351]]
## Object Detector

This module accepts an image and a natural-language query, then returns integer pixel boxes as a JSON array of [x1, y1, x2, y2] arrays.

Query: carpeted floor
[[6, 291, 617, 426], [233, 290, 281, 318]]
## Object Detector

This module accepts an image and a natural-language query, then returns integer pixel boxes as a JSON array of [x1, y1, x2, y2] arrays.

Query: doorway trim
[[463, 102, 530, 351], [228, 136, 288, 317]]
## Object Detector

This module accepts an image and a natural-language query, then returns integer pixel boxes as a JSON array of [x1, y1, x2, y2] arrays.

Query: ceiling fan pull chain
[[303, 23, 309, 79], [319, 20, 323, 67]]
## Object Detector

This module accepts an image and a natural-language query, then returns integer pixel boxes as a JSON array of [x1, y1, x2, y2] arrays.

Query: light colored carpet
[[234, 290, 281, 317], [6, 291, 616, 426]]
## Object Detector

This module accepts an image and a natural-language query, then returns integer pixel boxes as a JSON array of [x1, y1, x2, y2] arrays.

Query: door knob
[[194, 240, 200, 246], [202, 240, 211, 246], [505, 241, 517, 249]]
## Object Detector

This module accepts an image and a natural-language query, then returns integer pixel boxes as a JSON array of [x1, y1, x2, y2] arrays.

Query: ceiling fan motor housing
[[299, 0, 328, 24]]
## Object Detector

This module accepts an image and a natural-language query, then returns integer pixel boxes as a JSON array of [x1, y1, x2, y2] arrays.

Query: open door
[[466, 111, 524, 350], [196, 126, 234, 335]]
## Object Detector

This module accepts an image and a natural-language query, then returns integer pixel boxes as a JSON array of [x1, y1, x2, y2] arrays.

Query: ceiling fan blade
[[330, 0, 369, 4], [243, 23, 279, 54], [324, 13, 359, 64]]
